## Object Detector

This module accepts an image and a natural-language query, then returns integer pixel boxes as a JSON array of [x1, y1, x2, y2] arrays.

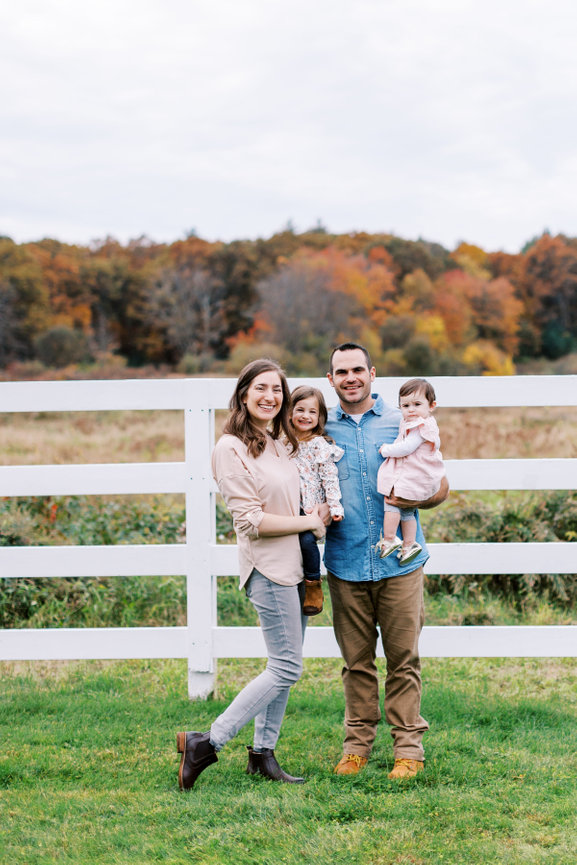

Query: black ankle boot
[[246, 746, 304, 783], [176, 731, 218, 790]]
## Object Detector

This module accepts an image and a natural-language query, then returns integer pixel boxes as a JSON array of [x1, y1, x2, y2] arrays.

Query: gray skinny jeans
[[209, 568, 307, 751]]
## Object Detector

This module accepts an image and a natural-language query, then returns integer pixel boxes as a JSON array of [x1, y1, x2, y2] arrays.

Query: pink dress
[[377, 416, 444, 501]]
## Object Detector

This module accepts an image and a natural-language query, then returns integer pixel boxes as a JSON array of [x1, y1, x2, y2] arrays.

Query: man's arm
[[385, 475, 450, 510]]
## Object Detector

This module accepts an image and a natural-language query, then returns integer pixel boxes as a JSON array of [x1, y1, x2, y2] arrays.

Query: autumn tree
[[0, 237, 49, 361], [378, 236, 450, 281], [254, 252, 356, 373], [145, 264, 227, 364], [26, 239, 90, 333], [0, 280, 22, 364], [433, 269, 522, 357], [516, 234, 577, 358]]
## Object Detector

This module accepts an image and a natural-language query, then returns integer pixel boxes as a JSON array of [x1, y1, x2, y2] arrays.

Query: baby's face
[[399, 389, 433, 422]]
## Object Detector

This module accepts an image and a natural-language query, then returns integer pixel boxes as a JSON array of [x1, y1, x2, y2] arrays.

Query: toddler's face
[[291, 396, 320, 437], [399, 389, 434, 422]]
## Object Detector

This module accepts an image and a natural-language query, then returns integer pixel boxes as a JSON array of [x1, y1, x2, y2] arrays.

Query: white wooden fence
[[0, 375, 576, 698]]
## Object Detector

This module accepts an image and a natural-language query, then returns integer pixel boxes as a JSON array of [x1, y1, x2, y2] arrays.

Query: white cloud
[[1, 0, 577, 250]]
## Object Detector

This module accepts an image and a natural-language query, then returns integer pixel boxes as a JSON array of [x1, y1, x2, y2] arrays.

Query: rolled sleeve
[[212, 440, 266, 538], [217, 472, 264, 538]]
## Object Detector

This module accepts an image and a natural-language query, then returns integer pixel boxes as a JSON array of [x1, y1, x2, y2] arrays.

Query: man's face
[[327, 348, 376, 412]]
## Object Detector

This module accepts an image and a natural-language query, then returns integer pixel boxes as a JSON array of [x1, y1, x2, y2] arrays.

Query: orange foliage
[[517, 234, 577, 322], [27, 242, 91, 332], [435, 269, 522, 355]]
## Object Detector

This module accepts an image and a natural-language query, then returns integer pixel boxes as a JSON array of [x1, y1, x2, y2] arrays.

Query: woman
[[177, 358, 326, 790]]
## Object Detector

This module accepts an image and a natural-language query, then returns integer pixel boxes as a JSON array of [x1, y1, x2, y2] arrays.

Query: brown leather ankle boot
[[176, 731, 218, 790], [246, 747, 305, 783]]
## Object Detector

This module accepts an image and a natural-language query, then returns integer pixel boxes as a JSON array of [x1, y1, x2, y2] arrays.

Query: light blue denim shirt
[[324, 393, 429, 581]]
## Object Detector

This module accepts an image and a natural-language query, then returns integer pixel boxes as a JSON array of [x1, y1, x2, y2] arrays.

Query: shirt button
[[360, 449, 364, 453]]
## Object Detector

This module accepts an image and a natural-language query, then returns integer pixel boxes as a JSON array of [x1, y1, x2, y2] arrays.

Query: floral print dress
[[293, 436, 344, 518]]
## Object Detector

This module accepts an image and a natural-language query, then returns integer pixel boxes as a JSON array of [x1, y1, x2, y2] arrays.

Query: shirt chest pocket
[[336, 445, 350, 481]]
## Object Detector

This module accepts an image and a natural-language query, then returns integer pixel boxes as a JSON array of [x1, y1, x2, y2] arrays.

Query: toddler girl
[[290, 386, 344, 615], [376, 377, 444, 565]]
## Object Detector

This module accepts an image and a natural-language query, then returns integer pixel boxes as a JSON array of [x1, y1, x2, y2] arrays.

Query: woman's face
[[243, 370, 284, 428]]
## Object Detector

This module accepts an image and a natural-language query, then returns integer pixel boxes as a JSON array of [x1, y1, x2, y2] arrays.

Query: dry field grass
[[0, 405, 576, 465], [0, 410, 186, 465], [437, 406, 577, 460]]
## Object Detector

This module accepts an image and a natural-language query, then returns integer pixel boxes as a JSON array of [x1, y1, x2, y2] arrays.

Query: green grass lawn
[[1, 656, 576, 864]]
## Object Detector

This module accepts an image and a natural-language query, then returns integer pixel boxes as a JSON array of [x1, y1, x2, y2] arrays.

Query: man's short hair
[[329, 343, 372, 374]]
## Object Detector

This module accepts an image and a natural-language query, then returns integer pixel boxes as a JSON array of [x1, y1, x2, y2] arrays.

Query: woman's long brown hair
[[223, 358, 298, 457]]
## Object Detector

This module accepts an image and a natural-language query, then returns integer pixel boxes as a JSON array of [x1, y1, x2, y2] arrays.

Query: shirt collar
[[335, 393, 384, 420]]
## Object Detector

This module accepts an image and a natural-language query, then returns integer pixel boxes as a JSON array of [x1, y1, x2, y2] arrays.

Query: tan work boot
[[388, 758, 424, 779], [334, 754, 368, 775]]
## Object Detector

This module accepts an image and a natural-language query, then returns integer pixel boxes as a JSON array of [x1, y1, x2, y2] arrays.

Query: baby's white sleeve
[[379, 428, 423, 458]]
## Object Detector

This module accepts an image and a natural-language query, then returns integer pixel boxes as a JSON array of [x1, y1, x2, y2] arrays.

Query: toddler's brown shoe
[[302, 579, 323, 615]]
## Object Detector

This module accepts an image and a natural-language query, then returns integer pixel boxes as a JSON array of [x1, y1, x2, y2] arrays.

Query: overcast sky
[[1, 0, 576, 253]]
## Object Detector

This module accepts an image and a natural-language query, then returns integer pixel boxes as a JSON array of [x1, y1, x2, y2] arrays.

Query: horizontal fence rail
[[1, 375, 576, 697], [1, 542, 575, 579], [1, 626, 575, 662], [2, 458, 577, 496], [2, 374, 577, 411]]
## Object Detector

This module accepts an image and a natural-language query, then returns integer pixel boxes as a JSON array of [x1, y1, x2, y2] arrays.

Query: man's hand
[[385, 475, 450, 510]]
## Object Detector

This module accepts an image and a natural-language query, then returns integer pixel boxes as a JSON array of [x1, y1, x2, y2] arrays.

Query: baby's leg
[[376, 503, 403, 558], [399, 510, 417, 550], [383, 503, 401, 542], [398, 509, 422, 565]]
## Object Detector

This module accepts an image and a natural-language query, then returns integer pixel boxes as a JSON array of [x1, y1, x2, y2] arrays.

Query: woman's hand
[[315, 502, 332, 526], [309, 505, 326, 540]]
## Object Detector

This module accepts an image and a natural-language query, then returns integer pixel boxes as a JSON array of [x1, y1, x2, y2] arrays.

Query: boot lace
[[344, 754, 366, 767]]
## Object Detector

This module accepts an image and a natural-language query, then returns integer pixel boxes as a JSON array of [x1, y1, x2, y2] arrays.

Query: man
[[324, 343, 448, 779]]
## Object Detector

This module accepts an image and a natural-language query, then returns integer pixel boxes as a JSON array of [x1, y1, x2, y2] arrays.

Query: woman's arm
[[259, 505, 325, 539]]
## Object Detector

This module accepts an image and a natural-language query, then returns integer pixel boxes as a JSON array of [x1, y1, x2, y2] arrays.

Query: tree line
[[1, 228, 576, 376]]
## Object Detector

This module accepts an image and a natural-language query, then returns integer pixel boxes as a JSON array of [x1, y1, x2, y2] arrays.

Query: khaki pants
[[327, 568, 429, 761]]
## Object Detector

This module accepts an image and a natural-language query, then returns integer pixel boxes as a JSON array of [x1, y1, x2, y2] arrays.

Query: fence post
[[184, 378, 216, 698]]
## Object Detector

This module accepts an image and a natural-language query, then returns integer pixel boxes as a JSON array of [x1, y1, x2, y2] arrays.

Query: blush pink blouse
[[211, 433, 303, 588]]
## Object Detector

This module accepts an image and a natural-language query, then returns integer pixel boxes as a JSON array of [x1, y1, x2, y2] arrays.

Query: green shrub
[[1, 491, 575, 628], [425, 492, 577, 608], [33, 327, 92, 368], [0, 495, 186, 628]]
